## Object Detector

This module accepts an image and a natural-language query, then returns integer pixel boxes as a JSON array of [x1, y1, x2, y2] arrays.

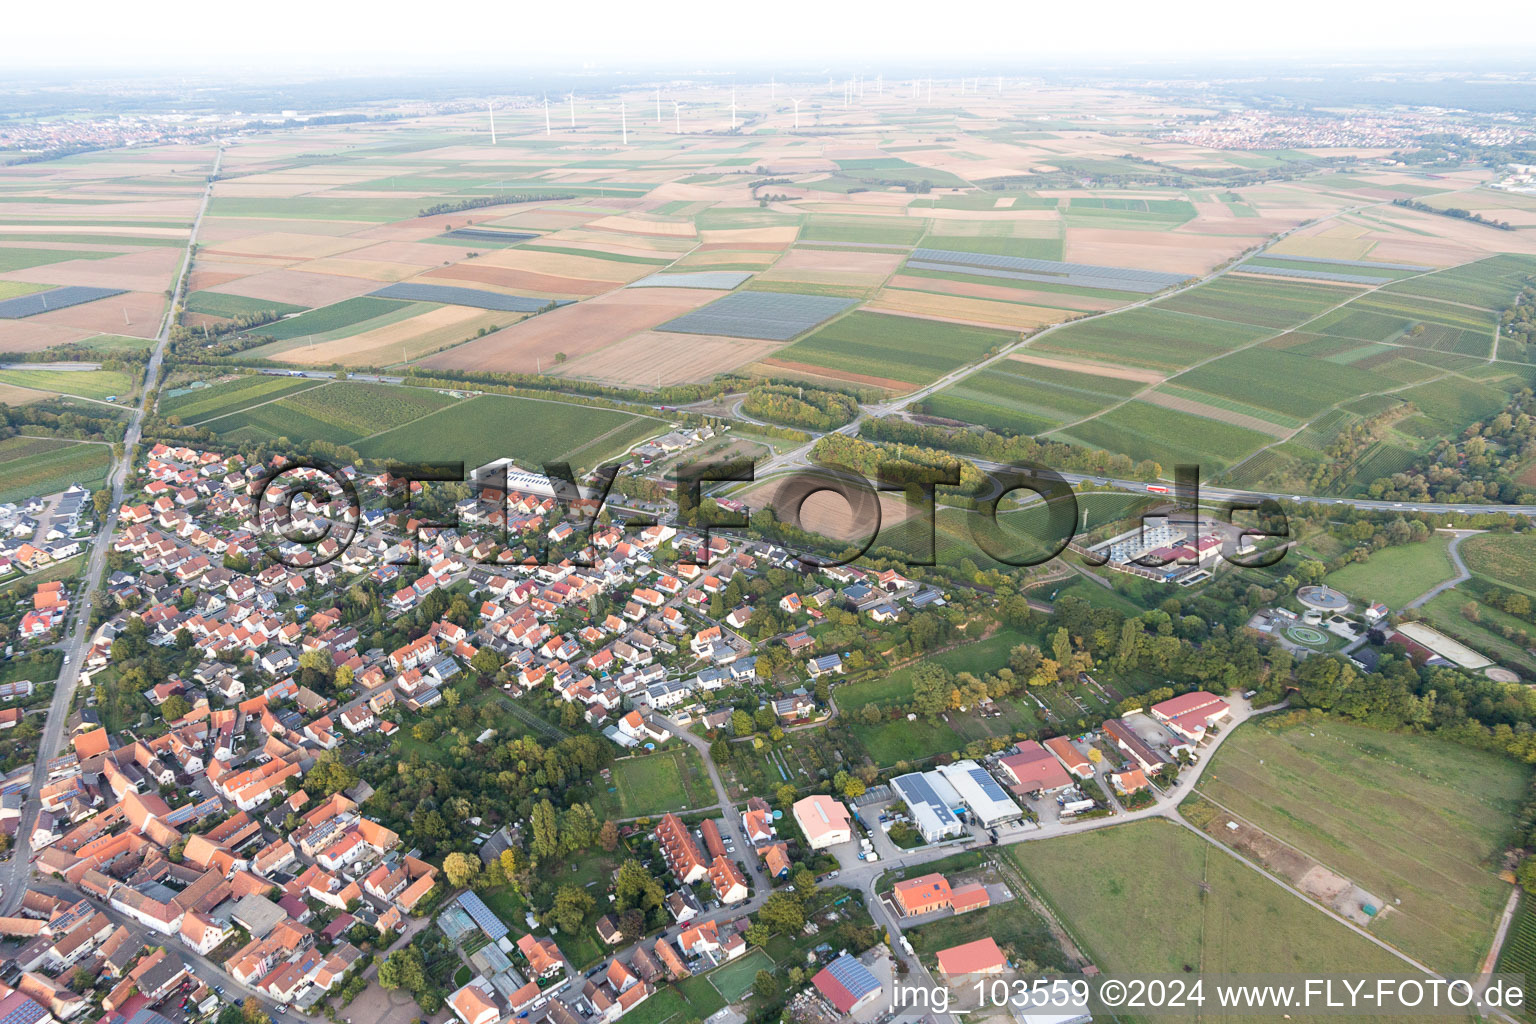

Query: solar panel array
[[1259, 253, 1433, 272], [0, 286, 126, 319], [370, 283, 560, 313], [965, 765, 1012, 803], [629, 270, 753, 290], [441, 228, 538, 243], [825, 953, 881, 1000], [456, 889, 509, 940], [658, 290, 855, 341], [1238, 264, 1393, 286], [909, 247, 1190, 294]]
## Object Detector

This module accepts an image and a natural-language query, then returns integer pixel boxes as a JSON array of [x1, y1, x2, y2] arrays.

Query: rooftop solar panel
[[826, 953, 880, 999], [456, 889, 509, 939]]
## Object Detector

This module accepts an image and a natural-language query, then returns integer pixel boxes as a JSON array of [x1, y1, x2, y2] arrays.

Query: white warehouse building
[[936, 760, 1024, 828], [891, 772, 965, 844]]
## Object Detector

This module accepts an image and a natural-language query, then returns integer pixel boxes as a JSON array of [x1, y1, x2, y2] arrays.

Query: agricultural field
[[1496, 896, 1536, 1023], [200, 381, 459, 445], [160, 375, 327, 424], [0, 436, 112, 502], [0, 367, 134, 400], [354, 393, 664, 472], [767, 310, 1015, 388], [1461, 532, 1536, 596], [1010, 817, 1438, 1019], [1194, 715, 1528, 971], [184, 290, 307, 319]]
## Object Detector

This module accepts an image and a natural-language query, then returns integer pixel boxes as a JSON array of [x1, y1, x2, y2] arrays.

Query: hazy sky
[[4, 0, 1535, 71]]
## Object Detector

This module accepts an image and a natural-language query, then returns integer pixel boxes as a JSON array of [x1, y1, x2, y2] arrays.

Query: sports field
[[1195, 715, 1528, 971]]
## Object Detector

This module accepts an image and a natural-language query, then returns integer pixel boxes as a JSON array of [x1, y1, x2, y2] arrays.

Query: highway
[[0, 148, 222, 915]]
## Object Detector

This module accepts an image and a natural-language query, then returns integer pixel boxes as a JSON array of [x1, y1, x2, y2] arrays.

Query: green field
[[0, 248, 115, 272], [202, 381, 458, 445], [1009, 818, 1434, 1015], [705, 948, 774, 1003], [355, 393, 663, 473], [161, 375, 327, 423], [1496, 895, 1536, 1022], [0, 368, 134, 401], [0, 436, 112, 502], [773, 310, 1014, 386], [924, 359, 1137, 434], [595, 745, 712, 819], [1033, 308, 1272, 371], [0, 281, 49, 301], [1461, 532, 1536, 596], [245, 296, 414, 343], [799, 214, 928, 246], [838, 628, 1033, 713], [1323, 533, 1455, 609], [1195, 715, 1529, 971], [1154, 275, 1355, 330], [1170, 347, 1388, 420], [1054, 399, 1275, 473], [183, 290, 308, 319]]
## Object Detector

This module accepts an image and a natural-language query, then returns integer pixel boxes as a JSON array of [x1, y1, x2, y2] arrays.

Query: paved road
[[656, 713, 769, 893], [0, 149, 221, 914]]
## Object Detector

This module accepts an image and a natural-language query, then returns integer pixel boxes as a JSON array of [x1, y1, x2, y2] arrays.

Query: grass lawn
[[1009, 818, 1432, 1020], [906, 901, 1067, 972], [1419, 589, 1536, 675], [836, 628, 1032, 713], [707, 948, 774, 1002], [675, 975, 726, 1017], [1323, 533, 1455, 609], [0, 367, 134, 400], [1194, 714, 1528, 972], [597, 746, 713, 819], [0, 437, 111, 503], [477, 885, 531, 940]]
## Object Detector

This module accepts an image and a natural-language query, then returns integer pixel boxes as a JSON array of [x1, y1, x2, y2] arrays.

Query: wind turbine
[[792, 98, 800, 130], [770, 75, 776, 100], [487, 102, 497, 145], [997, 75, 1003, 93], [568, 92, 575, 129], [730, 86, 737, 130], [673, 100, 681, 134], [544, 97, 551, 136], [621, 98, 628, 145], [877, 73, 882, 96], [655, 88, 662, 125]]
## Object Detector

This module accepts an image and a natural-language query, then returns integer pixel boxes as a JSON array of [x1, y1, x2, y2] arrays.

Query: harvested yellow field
[[699, 226, 798, 248], [889, 274, 1123, 312], [1268, 235, 1376, 260], [1143, 390, 1289, 438], [476, 247, 649, 283], [1008, 351, 1165, 384], [0, 383, 47, 405], [588, 214, 697, 238], [205, 232, 371, 260], [675, 250, 778, 268], [554, 330, 782, 386], [866, 289, 1067, 330], [300, 258, 423, 282], [273, 305, 511, 367]]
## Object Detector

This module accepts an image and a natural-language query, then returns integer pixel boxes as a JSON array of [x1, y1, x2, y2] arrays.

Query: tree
[[306, 750, 357, 798], [599, 820, 620, 852], [731, 710, 755, 737], [757, 891, 805, 935], [160, 694, 192, 722], [531, 799, 561, 859], [471, 648, 502, 676], [443, 851, 481, 889], [241, 998, 271, 1024], [754, 705, 777, 731], [549, 884, 595, 933], [754, 969, 778, 1000], [911, 663, 951, 719]]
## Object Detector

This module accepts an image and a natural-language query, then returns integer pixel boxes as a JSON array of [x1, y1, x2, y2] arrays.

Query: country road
[[0, 148, 222, 914]]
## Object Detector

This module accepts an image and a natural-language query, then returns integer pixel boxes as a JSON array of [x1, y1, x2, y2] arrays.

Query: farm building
[[1044, 736, 1094, 779], [812, 953, 882, 1015], [1149, 691, 1230, 742], [935, 937, 1007, 976], [998, 741, 1073, 794], [792, 795, 852, 849]]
